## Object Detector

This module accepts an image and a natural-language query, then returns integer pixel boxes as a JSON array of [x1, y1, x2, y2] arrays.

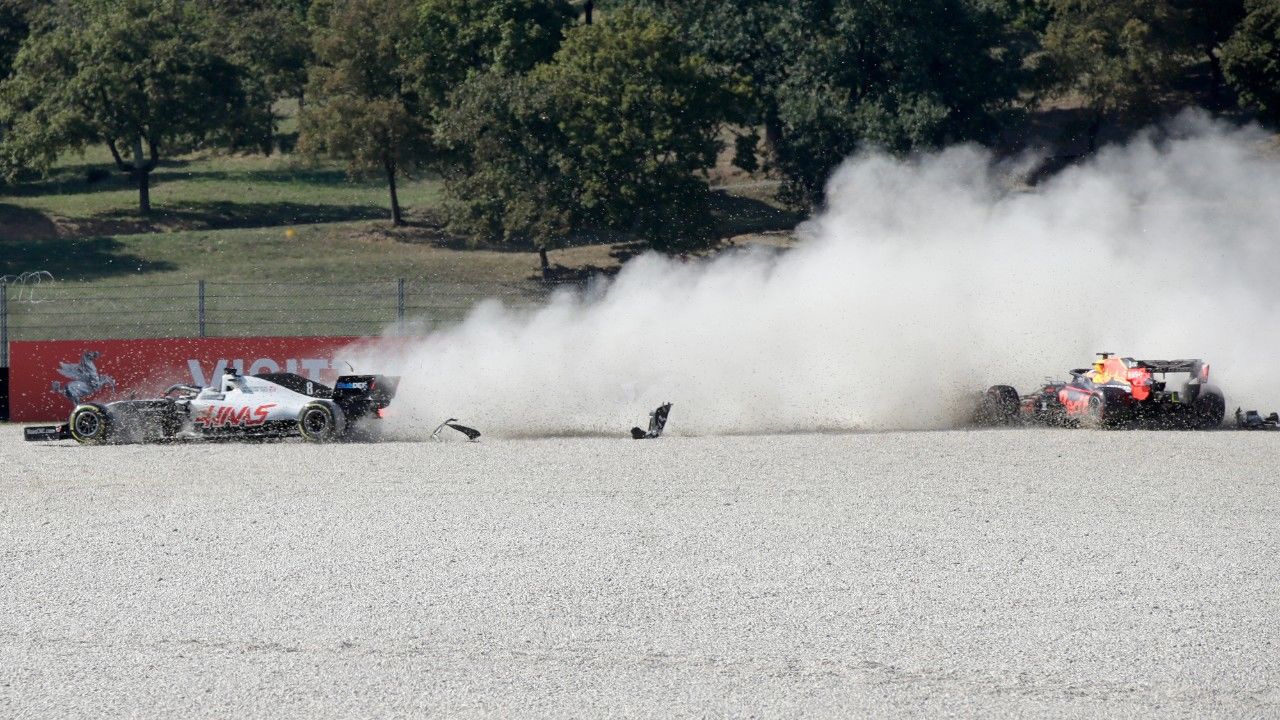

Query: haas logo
[[195, 404, 277, 429]]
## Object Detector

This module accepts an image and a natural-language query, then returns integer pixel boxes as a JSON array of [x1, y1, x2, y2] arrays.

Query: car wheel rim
[[303, 409, 328, 434], [74, 412, 100, 437]]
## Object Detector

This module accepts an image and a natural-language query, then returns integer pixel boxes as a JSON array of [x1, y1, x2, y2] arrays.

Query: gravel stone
[[1, 428, 1277, 717]]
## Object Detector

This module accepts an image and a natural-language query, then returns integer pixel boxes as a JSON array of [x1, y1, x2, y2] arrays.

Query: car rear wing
[[333, 375, 399, 409], [1135, 359, 1210, 381], [1069, 359, 1211, 383]]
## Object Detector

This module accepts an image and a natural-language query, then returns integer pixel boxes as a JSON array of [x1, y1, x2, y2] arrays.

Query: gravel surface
[[1, 428, 1277, 718]]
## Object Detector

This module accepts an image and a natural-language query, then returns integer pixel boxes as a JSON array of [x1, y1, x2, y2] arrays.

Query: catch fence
[[0, 275, 573, 368]]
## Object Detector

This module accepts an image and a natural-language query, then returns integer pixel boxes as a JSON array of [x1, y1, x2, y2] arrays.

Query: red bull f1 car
[[23, 368, 398, 444], [974, 353, 1225, 429]]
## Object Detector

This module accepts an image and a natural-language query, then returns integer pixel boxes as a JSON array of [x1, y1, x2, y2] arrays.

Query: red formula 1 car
[[974, 353, 1225, 429]]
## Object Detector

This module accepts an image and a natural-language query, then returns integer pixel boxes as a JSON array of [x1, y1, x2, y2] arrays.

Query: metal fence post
[[198, 280, 206, 338], [1, 283, 8, 368], [397, 278, 406, 335]]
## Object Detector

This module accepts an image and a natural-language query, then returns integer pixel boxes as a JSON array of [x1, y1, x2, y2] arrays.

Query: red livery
[[975, 353, 1225, 429]]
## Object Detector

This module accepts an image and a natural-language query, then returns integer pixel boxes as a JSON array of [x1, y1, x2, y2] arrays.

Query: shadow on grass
[[2, 160, 388, 198], [0, 236, 177, 280], [710, 190, 802, 237], [73, 201, 390, 237], [537, 259, 621, 286], [154, 166, 358, 186], [531, 242, 646, 285], [2, 170, 131, 197], [523, 193, 801, 285], [2, 160, 188, 198]]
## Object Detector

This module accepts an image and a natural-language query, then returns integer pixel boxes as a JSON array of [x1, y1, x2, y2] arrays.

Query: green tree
[[438, 9, 729, 263], [773, 0, 1022, 206], [0, 0, 35, 173], [205, 0, 313, 152], [415, 0, 574, 109], [610, 0, 1023, 207], [1042, 0, 1189, 149], [1174, 0, 1247, 100], [1222, 0, 1280, 124], [602, 0, 819, 169], [299, 0, 429, 225], [0, 0, 35, 81], [0, 0, 252, 213], [436, 70, 570, 270]]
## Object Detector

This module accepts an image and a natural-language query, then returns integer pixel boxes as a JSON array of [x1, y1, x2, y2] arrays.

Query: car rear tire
[[298, 402, 342, 442], [69, 404, 112, 445], [1192, 389, 1225, 429], [1080, 395, 1106, 429]]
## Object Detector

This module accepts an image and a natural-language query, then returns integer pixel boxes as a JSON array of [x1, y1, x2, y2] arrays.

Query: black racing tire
[[68, 404, 112, 445], [974, 385, 1020, 426], [1080, 394, 1106, 429], [1192, 389, 1225, 430], [298, 401, 340, 442]]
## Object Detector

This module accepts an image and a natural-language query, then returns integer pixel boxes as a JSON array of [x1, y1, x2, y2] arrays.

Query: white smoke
[[362, 111, 1280, 437]]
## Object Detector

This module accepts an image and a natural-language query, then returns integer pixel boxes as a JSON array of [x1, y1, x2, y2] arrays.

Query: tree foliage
[[774, 0, 1023, 206], [415, 0, 574, 110], [1174, 0, 1248, 56], [0, 0, 1276, 243], [0, 0, 252, 212], [204, 0, 313, 153], [0, 0, 35, 169], [438, 8, 729, 254], [1042, 0, 1249, 138], [1222, 0, 1280, 124], [0, 0, 36, 82], [299, 0, 429, 225], [609, 0, 1023, 207], [436, 71, 571, 253]]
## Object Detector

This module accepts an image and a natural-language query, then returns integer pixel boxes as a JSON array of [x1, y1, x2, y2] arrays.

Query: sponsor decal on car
[[194, 403, 278, 429]]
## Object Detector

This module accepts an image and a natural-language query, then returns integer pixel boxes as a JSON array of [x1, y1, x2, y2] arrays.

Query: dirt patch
[[0, 205, 60, 242]]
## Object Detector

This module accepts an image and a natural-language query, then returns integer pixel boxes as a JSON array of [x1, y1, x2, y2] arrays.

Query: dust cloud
[[363, 111, 1280, 437]]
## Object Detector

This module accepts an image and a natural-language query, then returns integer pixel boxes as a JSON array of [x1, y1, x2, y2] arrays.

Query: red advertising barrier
[[8, 336, 383, 422]]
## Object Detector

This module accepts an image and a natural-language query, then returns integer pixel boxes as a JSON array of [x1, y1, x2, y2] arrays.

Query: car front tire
[[69, 404, 112, 445], [974, 385, 1020, 426]]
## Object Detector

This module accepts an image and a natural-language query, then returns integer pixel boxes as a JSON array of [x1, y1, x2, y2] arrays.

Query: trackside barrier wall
[[0, 367, 8, 422], [8, 336, 414, 422], [0, 277, 576, 422]]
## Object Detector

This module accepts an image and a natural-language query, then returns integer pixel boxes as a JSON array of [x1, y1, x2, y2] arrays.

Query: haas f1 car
[[24, 368, 398, 444], [974, 353, 1225, 429]]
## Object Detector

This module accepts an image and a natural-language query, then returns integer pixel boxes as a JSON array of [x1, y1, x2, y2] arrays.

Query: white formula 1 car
[[24, 368, 398, 444]]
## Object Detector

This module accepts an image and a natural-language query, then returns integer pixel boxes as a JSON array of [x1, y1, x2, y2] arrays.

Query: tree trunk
[[106, 134, 158, 215], [584, 0, 593, 24], [1206, 46, 1226, 109], [1085, 111, 1103, 154], [385, 157, 403, 226], [762, 103, 783, 167], [538, 246, 551, 280], [131, 137, 151, 215], [137, 169, 151, 215], [263, 100, 276, 156]]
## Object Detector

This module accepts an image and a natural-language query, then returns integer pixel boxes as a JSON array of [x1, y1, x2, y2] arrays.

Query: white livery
[[28, 368, 399, 445]]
